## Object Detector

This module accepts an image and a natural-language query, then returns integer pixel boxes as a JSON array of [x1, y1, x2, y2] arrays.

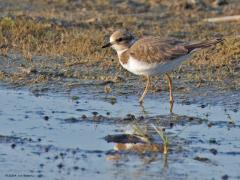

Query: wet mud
[[0, 0, 239, 179], [0, 86, 239, 179]]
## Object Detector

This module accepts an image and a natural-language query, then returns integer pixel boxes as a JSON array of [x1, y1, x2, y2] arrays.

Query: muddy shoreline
[[0, 0, 240, 179], [0, 86, 239, 179]]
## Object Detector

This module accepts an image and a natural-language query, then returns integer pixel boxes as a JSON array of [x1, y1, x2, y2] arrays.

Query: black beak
[[102, 42, 112, 48]]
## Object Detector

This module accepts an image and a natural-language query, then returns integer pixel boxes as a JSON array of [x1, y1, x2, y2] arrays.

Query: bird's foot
[[139, 98, 144, 104], [169, 100, 174, 113]]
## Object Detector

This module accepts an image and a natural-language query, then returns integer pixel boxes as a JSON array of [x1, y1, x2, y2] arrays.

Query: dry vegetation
[[0, 0, 239, 89]]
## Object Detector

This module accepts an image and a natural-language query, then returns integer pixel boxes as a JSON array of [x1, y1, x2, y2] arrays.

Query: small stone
[[222, 174, 229, 180], [57, 163, 64, 169], [81, 114, 87, 119], [81, 167, 86, 171], [209, 138, 217, 144], [73, 166, 79, 170], [124, 114, 135, 121], [11, 144, 16, 149], [37, 174, 43, 178], [208, 122, 213, 128], [92, 111, 98, 116], [184, 101, 191, 105], [201, 104, 207, 108], [104, 85, 112, 94], [59, 152, 65, 158], [45, 147, 50, 152], [43, 116, 49, 121], [189, 117, 194, 121], [194, 156, 210, 163], [209, 148, 218, 155], [97, 154, 102, 157]]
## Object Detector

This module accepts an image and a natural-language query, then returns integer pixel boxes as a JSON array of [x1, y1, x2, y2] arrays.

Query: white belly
[[120, 55, 191, 76]]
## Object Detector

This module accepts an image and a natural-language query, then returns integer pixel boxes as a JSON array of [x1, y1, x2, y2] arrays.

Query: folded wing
[[129, 36, 223, 64], [129, 37, 189, 63]]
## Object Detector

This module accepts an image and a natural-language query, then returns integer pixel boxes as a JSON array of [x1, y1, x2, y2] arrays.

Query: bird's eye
[[117, 38, 123, 42]]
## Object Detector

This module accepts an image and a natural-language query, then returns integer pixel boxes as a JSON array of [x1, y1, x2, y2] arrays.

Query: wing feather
[[129, 37, 189, 63]]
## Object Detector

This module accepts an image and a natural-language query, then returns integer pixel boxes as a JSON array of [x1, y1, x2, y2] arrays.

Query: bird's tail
[[185, 37, 224, 52]]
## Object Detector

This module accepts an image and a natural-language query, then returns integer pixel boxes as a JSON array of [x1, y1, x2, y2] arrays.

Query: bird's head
[[102, 29, 135, 53]]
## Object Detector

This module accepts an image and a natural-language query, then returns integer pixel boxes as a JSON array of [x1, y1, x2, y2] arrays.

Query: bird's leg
[[169, 100, 174, 113], [166, 73, 174, 103], [139, 76, 150, 104]]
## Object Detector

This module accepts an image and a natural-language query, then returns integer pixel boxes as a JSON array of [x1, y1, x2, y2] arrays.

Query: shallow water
[[0, 87, 239, 180]]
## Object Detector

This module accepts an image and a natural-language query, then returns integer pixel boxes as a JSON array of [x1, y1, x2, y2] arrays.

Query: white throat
[[116, 49, 128, 56]]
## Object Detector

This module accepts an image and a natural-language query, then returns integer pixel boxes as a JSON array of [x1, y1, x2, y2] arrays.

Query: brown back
[[129, 37, 189, 63], [129, 37, 223, 63]]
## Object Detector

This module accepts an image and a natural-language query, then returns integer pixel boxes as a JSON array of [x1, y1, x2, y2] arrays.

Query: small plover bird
[[102, 29, 223, 104]]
